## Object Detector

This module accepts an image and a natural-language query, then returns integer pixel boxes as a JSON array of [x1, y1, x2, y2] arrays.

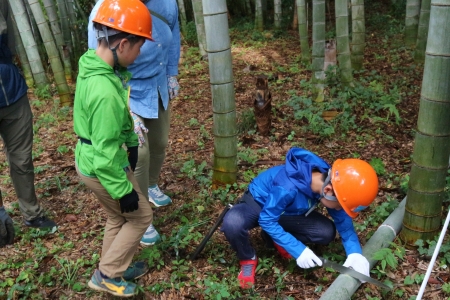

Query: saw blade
[[320, 257, 392, 290]]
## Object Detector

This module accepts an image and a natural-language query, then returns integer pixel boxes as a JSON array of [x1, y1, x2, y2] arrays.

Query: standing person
[[88, 0, 181, 246], [0, 7, 56, 246], [74, 0, 154, 296], [221, 147, 379, 289]]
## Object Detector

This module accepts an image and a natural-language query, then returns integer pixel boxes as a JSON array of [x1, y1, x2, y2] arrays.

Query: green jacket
[[74, 49, 138, 200]]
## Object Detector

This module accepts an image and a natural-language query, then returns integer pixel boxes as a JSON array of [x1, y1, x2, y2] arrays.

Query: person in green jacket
[[73, 0, 154, 297]]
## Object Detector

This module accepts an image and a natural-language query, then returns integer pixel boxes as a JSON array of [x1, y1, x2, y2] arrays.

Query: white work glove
[[130, 111, 148, 147], [296, 248, 323, 269], [343, 253, 370, 283], [167, 76, 179, 100]]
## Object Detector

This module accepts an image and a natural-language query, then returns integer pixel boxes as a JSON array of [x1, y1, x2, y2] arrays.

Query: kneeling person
[[221, 147, 379, 289]]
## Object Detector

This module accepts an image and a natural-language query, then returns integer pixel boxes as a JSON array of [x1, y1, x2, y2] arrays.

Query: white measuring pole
[[416, 208, 450, 300]]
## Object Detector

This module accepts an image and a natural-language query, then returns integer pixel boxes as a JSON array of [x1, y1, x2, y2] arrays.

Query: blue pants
[[220, 194, 336, 260]]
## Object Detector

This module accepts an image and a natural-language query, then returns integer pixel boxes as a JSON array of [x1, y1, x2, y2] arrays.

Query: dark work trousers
[[0, 94, 43, 220], [220, 191, 336, 260]]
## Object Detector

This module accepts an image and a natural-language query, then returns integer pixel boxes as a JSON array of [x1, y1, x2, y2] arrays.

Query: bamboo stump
[[254, 75, 272, 135]]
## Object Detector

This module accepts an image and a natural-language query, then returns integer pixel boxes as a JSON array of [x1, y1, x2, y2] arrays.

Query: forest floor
[[1, 11, 450, 300]]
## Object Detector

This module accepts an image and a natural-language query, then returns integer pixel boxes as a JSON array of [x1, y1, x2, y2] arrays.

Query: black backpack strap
[[149, 9, 168, 25]]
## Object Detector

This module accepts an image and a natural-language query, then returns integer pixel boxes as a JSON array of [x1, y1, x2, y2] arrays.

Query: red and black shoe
[[238, 257, 258, 289], [274, 242, 292, 259]]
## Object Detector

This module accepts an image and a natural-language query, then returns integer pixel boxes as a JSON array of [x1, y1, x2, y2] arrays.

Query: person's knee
[[221, 210, 245, 236], [320, 222, 337, 244]]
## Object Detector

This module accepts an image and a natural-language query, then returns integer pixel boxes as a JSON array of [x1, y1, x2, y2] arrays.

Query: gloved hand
[[0, 206, 15, 247], [167, 76, 179, 100], [131, 112, 148, 147], [296, 248, 322, 269], [127, 146, 138, 172], [343, 253, 370, 282], [119, 189, 139, 214]]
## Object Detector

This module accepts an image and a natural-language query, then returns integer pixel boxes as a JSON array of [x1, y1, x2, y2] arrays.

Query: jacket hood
[[78, 50, 113, 79], [285, 147, 330, 199], [78, 50, 132, 86]]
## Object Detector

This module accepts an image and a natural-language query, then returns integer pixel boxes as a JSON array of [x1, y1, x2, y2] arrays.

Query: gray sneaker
[[148, 185, 172, 207], [140, 224, 161, 246]]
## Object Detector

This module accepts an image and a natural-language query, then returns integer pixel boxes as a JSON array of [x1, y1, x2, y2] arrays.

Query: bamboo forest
[[0, 0, 449, 299]]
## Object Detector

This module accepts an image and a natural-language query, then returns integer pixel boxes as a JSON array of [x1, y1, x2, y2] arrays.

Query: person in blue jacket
[[221, 147, 379, 289], [0, 7, 56, 248], [87, 0, 181, 246]]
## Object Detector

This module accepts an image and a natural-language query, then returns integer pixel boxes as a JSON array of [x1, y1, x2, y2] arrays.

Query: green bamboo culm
[[56, 0, 72, 65], [10, 15, 34, 87], [8, 0, 48, 88], [274, 0, 282, 29], [255, 0, 264, 31], [405, 0, 421, 46], [414, 0, 431, 63], [296, 0, 310, 63], [177, 0, 187, 38], [42, 0, 73, 83], [27, 0, 72, 106], [65, 0, 82, 63], [311, 0, 325, 102], [202, 0, 237, 186], [192, 0, 207, 57], [335, 0, 353, 85], [350, 0, 365, 70], [400, 0, 450, 246]]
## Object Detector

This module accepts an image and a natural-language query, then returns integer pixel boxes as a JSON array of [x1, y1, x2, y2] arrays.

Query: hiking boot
[[88, 269, 136, 297], [24, 216, 57, 229], [238, 257, 258, 289], [123, 261, 149, 281], [140, 224, 161, 246], [274, 242, 292, 259], [148, 185, 172, 207]]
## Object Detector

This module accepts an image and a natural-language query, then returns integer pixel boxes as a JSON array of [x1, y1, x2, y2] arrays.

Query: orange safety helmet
[[92, 0, 153, 40], [331, 159, 379, 218]]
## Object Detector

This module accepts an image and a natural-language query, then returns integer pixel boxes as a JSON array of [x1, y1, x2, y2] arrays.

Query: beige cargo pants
[[76, 165, 153, 278]]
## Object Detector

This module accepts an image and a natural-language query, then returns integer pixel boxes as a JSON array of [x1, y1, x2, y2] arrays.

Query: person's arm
[[89, 93, 133, 200], [327, 208, 362, 255], [166, 2, 180, 77], [258, 187, 306, 259]]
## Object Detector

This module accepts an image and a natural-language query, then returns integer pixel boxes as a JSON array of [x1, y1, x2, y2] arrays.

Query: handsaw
[[320, 257, 392, 290]]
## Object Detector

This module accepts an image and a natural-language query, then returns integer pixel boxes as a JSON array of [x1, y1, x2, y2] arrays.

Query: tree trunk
[[255, 0, 264, 31], [42, 0, 73, 83], [177, 0, 188, 38], [56, 0, 72, 66], [66, 0, 81, 65], [202, 0, 237, 186], [245, 0, 252, 15], [400, 0, 450, 246], [312, 0, 325, 102], [8, 0, 48, 87], [10, 14, 34, 87], [192, 0, 207, 57], [274, 0, 282, 29], [405, 0, 421, 46], [297, 0, 310, 63], [335, 0, 353, 85], [27, 0, 72, 106], [351, 0, 365, 70], [414, 0, 431, 63]]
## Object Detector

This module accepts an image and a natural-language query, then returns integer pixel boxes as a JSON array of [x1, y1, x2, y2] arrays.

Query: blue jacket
[[87, 0, 180, 119], [249, 147, 362, 259], [0, 34, 28, 108]]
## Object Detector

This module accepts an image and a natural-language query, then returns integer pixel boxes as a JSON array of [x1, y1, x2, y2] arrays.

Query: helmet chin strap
[[98, 25, 127, 87], [321, 170, 338, 201]]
